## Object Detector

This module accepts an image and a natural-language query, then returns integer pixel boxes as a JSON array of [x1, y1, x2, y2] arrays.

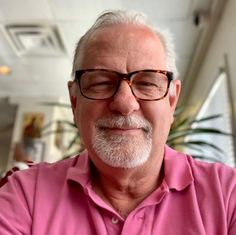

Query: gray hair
[[72, 10, 178, 80]]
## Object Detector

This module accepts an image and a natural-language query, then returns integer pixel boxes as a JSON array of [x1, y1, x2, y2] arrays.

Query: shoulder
[[187, 155, 236, 182], [185, 155, 236, 198], [166, 143, 236, 184], [1, 155, 80, 189], [186, 156, 236, 230], [165, 145, 236, 193]]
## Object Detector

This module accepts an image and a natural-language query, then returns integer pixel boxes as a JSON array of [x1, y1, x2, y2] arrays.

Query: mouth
[[95, 115, 151, 134], [98, 126, 147, 136]]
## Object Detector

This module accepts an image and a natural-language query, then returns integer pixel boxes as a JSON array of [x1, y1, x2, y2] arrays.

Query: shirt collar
[[66, 150, 92, 188], [163, 145, 194, 191], [66, 146, 194, 192]]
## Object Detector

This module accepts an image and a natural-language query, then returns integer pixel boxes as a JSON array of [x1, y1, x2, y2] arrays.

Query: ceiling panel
[[57, 20, 90, 57], [0, 26, 15, 57], [21, 57, 72, 82], [124, 0, 192, 20], [0, 0, 53, 22], [48, 0, 124, 21], [48, 0, 193, 21]]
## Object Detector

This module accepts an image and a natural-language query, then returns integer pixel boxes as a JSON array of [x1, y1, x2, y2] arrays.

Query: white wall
[[186, 0, 236, 117], [0, 99, 16, 175]]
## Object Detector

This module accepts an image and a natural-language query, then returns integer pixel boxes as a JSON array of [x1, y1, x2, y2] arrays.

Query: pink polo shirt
[[0, 146, 236, 235]]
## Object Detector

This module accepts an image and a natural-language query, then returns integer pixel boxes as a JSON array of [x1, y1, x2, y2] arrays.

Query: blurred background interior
[[0, 0, 235, 175]]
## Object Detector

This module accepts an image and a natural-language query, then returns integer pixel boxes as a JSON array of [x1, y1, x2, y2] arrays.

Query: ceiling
[[0, 0, 219, 101]]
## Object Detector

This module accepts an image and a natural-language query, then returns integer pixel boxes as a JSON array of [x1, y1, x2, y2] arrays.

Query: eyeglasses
[[74, 69, 173, 101]]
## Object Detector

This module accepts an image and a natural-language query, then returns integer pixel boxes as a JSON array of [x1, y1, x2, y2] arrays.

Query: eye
[[133, 77, 162, 90], [133, 72, 168, 90], [81, 72, 117, 94], [87, 81, 114, 91], [135, 81, 158, 88]]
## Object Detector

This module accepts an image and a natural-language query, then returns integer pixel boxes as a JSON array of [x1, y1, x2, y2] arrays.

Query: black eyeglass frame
[[74, 69, 173, 101]]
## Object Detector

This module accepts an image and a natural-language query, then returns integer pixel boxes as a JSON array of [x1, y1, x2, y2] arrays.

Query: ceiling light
[[0, 65, 11, 75]]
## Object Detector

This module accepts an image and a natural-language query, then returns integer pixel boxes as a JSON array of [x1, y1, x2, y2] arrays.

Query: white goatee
[[93, 114, 152, 168]]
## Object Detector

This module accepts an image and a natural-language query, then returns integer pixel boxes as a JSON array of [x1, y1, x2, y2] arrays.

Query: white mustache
[[95, 115, 151, 132]]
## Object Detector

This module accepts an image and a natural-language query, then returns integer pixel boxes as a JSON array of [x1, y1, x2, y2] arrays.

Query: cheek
[[71, 96, 77, 109], [153, 112, 171, 135], [74, 100, 107, 145], [142, 102, 173, 139], [74, 103, 93, 139]]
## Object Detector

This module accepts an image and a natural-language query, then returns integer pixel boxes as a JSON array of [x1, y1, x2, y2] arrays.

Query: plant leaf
[[67, 133, 80, 150], [42, 120, 76, 132], [192, 114, 222, 124], [173, 140, 224, 152], [168, 127, 231, 142]]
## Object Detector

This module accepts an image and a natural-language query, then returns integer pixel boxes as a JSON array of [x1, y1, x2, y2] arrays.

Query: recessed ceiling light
[[0, 65, 11, 75]]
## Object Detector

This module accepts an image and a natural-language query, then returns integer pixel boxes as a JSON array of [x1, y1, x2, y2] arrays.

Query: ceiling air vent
[[4, 24, 65, 56]]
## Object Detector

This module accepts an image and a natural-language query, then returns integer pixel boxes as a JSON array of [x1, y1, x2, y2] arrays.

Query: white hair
[[72, 10, 179, 82]]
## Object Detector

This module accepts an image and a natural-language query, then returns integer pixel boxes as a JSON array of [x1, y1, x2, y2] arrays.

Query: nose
[[109, 80, 140, 115]]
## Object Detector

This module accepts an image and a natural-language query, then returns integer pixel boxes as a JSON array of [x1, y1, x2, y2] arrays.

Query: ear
[[68, 81, 77, 115], [169, 79, 181, 122]]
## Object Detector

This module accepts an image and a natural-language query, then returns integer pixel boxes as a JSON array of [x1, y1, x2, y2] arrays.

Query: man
[[0, 10, 236, 235]]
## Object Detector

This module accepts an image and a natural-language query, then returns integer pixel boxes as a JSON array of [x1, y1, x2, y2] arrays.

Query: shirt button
[[111, 216, 119, 224]]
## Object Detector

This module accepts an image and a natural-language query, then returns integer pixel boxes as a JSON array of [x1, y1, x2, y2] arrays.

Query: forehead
[[78, 24, 167, 71]]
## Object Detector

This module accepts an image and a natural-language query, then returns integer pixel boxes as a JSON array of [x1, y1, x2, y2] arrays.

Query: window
[[185, 71, 235, 167]]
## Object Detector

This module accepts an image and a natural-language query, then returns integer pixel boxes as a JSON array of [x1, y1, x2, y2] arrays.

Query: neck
[[91, 152, 164, 217]]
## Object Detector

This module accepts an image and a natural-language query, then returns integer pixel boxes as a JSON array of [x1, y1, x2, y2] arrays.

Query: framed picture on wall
[[20, 112, 45, 163], [21, 112, 44, 139], [23, 138, 45, 163]]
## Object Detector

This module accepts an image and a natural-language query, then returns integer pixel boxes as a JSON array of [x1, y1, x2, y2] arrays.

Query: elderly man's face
[[69, 24, 181, 169]]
